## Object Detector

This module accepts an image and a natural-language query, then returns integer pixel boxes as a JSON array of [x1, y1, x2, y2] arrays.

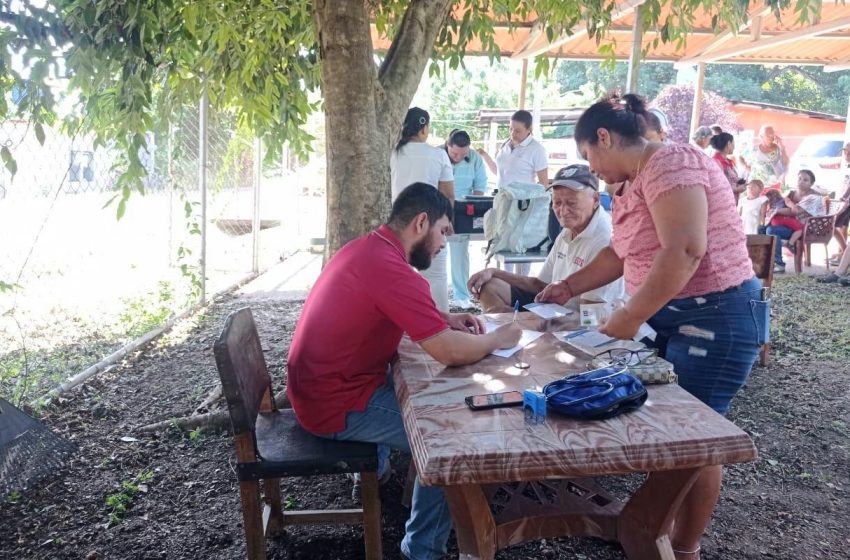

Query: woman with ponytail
[[537, 93, 762, 560], [390, 107, 455, 311]]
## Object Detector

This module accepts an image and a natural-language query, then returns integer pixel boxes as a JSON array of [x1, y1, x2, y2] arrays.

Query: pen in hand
[[512, 299, 519, 324]]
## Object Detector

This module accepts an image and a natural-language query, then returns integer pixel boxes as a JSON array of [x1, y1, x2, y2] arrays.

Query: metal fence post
[[198, 91, 208, 304], [252, 137, 261, 273]]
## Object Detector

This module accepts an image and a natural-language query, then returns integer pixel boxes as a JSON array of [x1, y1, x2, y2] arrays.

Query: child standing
[[737, 180, 768, 234]]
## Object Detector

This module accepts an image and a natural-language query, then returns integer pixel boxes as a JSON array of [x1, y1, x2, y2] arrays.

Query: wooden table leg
[[618, 467, 705, 560], [443, 484, 497, 560]]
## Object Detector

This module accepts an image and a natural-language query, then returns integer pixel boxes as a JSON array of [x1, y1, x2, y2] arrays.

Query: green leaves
[[1, 146, 17, 177]]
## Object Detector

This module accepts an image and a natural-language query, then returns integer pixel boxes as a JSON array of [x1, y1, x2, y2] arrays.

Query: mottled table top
[[393, 313, 758, 486]]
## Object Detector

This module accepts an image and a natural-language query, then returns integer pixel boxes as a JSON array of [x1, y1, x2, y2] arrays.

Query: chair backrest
[[746, 234, 776, 288], [213, 307, 275, 436], [803, 214, 837, 245]]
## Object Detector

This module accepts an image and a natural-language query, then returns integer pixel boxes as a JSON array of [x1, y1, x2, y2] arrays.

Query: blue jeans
[[765, 225, 793, 265], [647, 277, 762, 415], [314, 374, 453, 560], [449, 238, 471, 302]]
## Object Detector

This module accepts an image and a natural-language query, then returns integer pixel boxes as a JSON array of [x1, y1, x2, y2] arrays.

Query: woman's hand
[[598, 307, 642, 340], [535, 281, 573, 305], [447, 313, 485, 334]]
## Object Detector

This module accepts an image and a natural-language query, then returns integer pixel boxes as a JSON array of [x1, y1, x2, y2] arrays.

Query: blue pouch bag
[[542, 366, 648, 420]]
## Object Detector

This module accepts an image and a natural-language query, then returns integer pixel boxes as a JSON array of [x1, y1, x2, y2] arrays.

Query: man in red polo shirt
[[287, 183, 520, 560]]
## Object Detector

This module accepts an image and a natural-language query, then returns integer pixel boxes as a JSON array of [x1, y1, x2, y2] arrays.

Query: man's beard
[[409, 237, 434, 271]]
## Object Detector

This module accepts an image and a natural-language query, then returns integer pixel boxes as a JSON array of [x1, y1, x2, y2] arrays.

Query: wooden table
[[392, 313, 757, 560]]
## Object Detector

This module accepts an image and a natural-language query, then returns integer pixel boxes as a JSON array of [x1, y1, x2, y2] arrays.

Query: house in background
[[727, 99, 846, 158]]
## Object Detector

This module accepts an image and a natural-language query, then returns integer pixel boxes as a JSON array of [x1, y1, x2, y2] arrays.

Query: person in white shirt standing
[[478, 109, 548, 189], [478, 110, 549, 274], [467, 164, 624, 312], [390, 107, 455, 311]]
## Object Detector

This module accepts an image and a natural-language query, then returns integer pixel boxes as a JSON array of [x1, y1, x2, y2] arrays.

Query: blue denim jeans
[[314, 374, 453, 560], [449, 237, 471, 302], [647, 277, 762, 415], [765, 224, 793, 265]]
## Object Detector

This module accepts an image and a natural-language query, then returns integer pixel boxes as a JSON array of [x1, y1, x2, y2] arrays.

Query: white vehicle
[[787, 134, 847, 195]]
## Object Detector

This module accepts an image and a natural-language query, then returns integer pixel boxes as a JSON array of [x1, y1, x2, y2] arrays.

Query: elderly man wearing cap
[[468, 164, 625, 311]]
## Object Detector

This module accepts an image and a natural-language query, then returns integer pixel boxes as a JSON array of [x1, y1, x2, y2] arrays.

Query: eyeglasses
[[593, 348, 658, 367]]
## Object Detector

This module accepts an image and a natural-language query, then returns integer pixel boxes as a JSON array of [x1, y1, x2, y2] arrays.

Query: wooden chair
[[214, 307, 383, 560], [794, 199, 847, 274], [746, 234, 775, 367]]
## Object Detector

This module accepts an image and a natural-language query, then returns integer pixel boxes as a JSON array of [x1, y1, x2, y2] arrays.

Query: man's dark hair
[[447, 129, 471, 148], [388, 183, 453, 229], [511, 110, 533, 129]]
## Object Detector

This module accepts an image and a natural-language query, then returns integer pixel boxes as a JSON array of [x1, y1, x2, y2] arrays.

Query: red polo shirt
[[286, 225, 449, 434]]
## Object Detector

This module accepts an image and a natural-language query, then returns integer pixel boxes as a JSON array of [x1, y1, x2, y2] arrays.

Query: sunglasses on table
[[593, 348, 658, 367]]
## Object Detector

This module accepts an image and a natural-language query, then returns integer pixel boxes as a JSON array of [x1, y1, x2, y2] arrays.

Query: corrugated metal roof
[[370, 1, 850, 67]]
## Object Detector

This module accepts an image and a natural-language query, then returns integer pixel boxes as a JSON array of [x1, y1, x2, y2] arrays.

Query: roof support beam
[[680, 15, 850, 64], [511, 0, 646, 60], [626, 4, 644, 92]]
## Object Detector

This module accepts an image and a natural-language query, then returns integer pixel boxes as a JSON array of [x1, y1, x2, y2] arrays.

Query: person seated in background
[[467, 164, 624, 312], [443, 129, 488, 308], [829, 141, 850, 264], [785, 169, 826, 249], [764, 188, 803, 272], [817, 244, 850, 285], [737, 180, 768, 235]]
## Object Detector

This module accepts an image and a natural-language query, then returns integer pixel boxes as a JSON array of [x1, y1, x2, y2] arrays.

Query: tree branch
[[376, 0, 454, 138]]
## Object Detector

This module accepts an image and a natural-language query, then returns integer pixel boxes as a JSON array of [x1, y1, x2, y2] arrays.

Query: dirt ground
[[2, 274, 849, 560]]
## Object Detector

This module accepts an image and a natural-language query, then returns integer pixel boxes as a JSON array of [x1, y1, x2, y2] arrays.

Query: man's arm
[[536, 168, 549, 187], [468, 267, 547, 297], [419, 324, 521, 366]]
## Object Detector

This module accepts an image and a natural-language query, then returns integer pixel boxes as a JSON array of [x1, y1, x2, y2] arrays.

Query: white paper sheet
[[568, 329, 616, 348], [490, 329, 545, 358], [523, 302, 573, 319]]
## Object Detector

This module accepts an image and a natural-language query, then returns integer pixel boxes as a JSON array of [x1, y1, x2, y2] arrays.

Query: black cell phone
[[464, 391, 524, 410]]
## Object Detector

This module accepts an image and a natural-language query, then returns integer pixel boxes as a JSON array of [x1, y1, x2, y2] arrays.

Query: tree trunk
[[314, 0, 387, 260], [314, 0, 455, 258]]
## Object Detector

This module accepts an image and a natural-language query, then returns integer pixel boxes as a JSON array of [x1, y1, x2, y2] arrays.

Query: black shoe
[[839, 276, 850, 287], [817, 272, 841, 283]]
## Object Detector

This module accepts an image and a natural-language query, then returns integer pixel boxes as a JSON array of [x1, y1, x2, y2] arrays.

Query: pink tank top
[[611, 143, 753, 298]]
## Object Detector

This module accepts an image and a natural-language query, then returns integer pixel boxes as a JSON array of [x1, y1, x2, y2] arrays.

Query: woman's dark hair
[[710, 132, 734, 152], [798, 168, 816, 185], [396, 107, 430, 151], [511, 110, 533, 129], [447, 129, 471, 148], [574, 93, 647, 146], [389, 183, 453, 228]]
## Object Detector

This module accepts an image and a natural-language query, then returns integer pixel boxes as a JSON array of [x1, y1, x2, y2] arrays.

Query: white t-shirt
[[737, 195, 767, 235], [495, 135, 548, 188], [390, 142, 453, 201], [538, 207, 624, 303]]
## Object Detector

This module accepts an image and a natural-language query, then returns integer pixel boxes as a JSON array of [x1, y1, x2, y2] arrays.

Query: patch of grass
[[188, 427, 204, 446], [105, 469, 154, 526], [771, 276, 850, 361], [284, 496, 298, 510], [118, 281, 176, 339]]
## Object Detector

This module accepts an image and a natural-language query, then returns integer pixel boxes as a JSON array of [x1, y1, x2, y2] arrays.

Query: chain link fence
[[0, 100, 316, 408]]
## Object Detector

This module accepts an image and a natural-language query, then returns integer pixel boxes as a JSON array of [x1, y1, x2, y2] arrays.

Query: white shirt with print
[[538, 207, 624, 303]]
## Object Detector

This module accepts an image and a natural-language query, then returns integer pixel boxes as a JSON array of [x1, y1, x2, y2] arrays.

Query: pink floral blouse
[[611, 143, 754, 299]]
